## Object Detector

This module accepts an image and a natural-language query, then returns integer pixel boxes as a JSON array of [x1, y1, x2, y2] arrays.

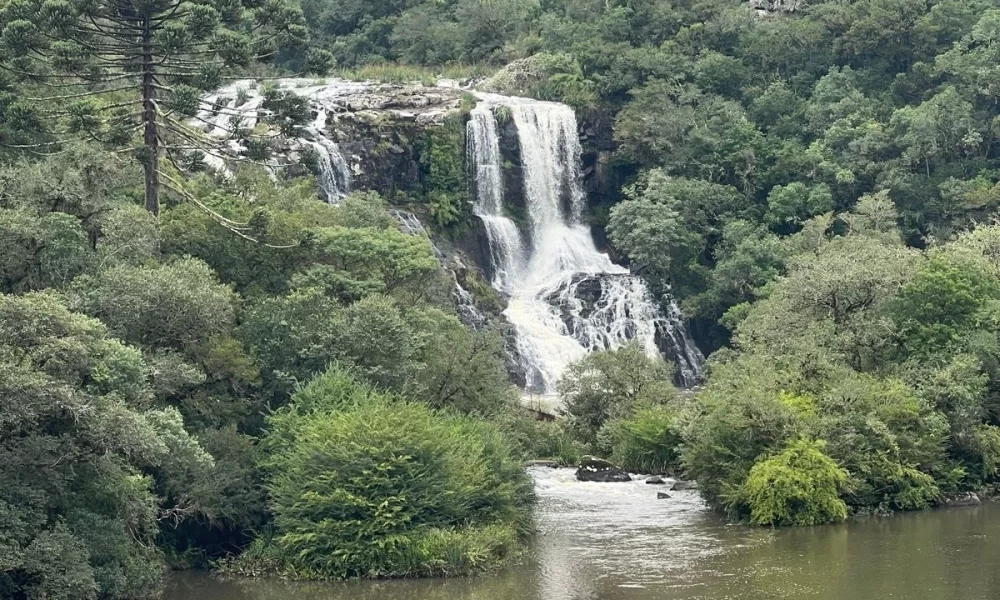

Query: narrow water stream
[[166, 467, 1000, 599]]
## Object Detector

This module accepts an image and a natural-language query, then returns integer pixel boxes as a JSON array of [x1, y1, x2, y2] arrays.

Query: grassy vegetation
[[334, 64, 498, 85]]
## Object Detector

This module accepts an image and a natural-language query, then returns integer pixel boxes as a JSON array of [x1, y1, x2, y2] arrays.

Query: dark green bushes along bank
[[0, 150, 535, 598], [230, 367, 533, 579], [554, 196, 1000, 526]]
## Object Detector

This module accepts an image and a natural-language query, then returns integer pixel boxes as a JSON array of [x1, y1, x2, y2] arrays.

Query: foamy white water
[[467, 95, 704, 392], [198, 79, 704, 389]]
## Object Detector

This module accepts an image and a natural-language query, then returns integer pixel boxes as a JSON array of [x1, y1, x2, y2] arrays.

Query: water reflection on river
[[166, 467, 1000, 600]]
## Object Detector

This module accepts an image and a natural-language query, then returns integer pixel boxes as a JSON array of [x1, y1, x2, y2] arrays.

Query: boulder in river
[[525, 459, 560, 468], [575, 457, 631, 483], [672, 480, 699, 491], [657, 492, 672, 500], [645, 476, 670, 486]]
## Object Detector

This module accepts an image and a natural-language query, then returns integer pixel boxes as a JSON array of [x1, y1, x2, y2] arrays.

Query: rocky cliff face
[[315, 85, 466, 198], [196, 79, 704, 388]]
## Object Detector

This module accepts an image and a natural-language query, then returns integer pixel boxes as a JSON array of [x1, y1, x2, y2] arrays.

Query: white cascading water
[[196, 79, 360, 201], [467, 107, 527, 294], [468, 96, 704, 392], [307, 108, 352, 203], [196, 79, 703, 388]]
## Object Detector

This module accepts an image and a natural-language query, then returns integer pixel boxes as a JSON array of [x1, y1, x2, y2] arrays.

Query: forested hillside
[[300, 0, 1000, 526], [6, 0, 1000, 597], [307, 0, 1000, 347]]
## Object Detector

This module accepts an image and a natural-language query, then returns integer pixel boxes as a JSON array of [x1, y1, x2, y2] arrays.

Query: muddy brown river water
[[165, 467, 1000, 600]]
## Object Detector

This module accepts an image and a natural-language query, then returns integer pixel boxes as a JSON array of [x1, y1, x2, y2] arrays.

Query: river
[[166, 467, 1000, 600]]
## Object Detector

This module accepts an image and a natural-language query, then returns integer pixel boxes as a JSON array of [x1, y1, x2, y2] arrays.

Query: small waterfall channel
[[196, 80, 357, 202], [467, 95, 704, 392], [306, 108, 352, 203]]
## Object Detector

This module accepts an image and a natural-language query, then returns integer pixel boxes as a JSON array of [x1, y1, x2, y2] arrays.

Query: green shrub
[[418, 117, 470, 228], [605, 404, 682, 474], [501, 415, 584, 465], [741, 439, 849, 527], [558, 343, 676, 449], [253, 367, 533, 579]]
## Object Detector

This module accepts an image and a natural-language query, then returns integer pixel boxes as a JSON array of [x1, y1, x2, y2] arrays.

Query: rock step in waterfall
[[195, 79, 704, 391], [467, 94, 704, 393], [196, 80, 356, 202]]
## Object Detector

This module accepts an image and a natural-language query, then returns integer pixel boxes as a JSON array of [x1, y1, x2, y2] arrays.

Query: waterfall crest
[[468, 96, 704, 392]]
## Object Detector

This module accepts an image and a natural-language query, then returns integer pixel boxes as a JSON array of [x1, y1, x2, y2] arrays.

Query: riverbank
[[166, 467, 1000, 600]]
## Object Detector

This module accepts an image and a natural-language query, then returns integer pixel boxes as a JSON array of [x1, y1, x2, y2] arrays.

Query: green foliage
[[766, 183, 835, 230], [607, 170, 752, 312], [892, 252, 1000, 357], [681, 362, 803, 512], [69, 257, 238, 351], [604, 404, 683, 475], [252, 367, 533, 579], [558, 343, 676, 449], [0, 147, 539, 594], [419, 118, 470, 228], [0, 209, 92, 293], [682, 213, 1000, 523], [502, 417, 584, 465], [0, 0, 308, 213], [741, 440, 848, 527], [0, 291, 212, 598]]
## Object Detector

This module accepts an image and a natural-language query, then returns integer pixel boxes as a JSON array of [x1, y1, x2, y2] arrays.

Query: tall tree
[[0, 0, 310, 214]]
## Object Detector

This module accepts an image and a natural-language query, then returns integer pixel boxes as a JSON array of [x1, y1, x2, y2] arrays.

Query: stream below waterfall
[[166, 467, 1000, 600]]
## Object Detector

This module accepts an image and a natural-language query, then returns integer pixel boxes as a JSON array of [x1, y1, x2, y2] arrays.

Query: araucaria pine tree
[[0, 0, 310, 214]]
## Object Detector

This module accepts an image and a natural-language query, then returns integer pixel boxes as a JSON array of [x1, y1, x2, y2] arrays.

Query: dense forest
[[6, 0, 1000, 597]]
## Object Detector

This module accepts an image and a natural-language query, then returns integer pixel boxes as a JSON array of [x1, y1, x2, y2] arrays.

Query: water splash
[[468, 95, 704, 392]]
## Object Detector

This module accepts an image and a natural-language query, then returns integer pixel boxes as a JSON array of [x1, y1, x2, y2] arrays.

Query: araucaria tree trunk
[[141, 14, 160, 216], [0, 0, 311, 216]]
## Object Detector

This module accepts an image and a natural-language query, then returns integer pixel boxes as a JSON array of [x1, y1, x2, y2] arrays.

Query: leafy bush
[[0, 292, 211, 598], [604, 404, 683, 475], [740, 440, 849, 527], [501, 415, 584, 465], [418, 117, 470, 228], [680, 357, 804, 512], [558, 343, 676, 449], [253, 367, 533, 579]]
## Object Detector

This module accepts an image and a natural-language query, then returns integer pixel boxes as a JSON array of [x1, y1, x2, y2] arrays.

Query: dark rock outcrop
[[497, 117, 528, 231], [657, 492, 672, 500], [943, 492, 981, 507], [645, 476, 668, 485], [671, 480, 699, 491], [576, 457, 631, 483]]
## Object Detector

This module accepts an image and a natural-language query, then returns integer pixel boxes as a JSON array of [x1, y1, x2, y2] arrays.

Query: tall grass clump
[[244, 367, 534, 579]]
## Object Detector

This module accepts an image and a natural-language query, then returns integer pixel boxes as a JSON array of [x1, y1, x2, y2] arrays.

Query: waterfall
[[308, 109, 352, 203], [195, 79, 705, 389], [659, 299, 706, 388], [197, 79, 363, 200], [468, 96, 704, 392], [467, 107, 527, 293]]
